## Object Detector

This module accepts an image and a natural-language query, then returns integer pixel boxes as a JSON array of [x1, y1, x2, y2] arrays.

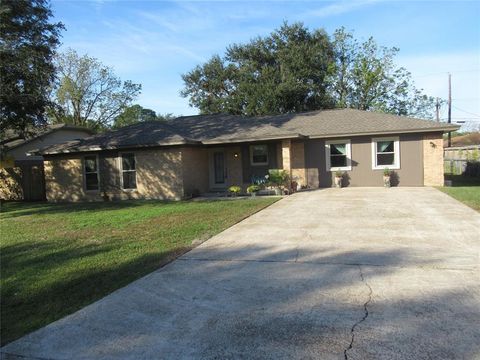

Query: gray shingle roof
[[40, 109, 459, 155], [171, 114, 303, 144], [40, 121, 200, 154], [269, 108, 458, 138]]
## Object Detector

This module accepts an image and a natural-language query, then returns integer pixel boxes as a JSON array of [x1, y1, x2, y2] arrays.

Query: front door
[[209, 149, 227, 189]]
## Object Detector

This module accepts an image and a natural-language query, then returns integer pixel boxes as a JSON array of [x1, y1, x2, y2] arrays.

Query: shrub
[[334, 170, 344, 178], [247, 184, 260, 193], [464, 161, 480, 177], [267, 169, 289, 187], [228, 185, 242, 195], [383, 168, 391, 176]]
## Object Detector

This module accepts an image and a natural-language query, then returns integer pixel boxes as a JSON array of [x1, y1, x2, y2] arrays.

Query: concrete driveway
[[2, 188, 479, 360]]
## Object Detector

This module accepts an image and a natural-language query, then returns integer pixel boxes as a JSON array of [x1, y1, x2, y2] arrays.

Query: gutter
[[307, 126, 460, 139], [37, 139, 202, 156], [202, 133, 305, 145]]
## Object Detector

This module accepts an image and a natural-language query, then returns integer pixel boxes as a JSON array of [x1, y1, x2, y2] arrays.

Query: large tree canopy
[[328, 27, 436, 118], [0, 0, 63, 135], [181, 22, 335, 116], [112, 104, 175, 129], [182, 23, 436, 119], [50, 49, 141, 130]]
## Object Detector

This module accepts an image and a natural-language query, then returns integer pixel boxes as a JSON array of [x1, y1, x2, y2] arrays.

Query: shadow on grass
[[0, 240, 193, 346], [444, 174, 480, 187], [0, 198, 268, 220], [0, 200, 159, 219]]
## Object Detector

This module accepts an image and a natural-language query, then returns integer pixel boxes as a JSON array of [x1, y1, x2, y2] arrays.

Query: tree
[[112, 105, 175, 128], [329, 27, 436, 118], [0, 0, 64, 135], [51, 49, 141, 130], [181, 22, 335, 116]]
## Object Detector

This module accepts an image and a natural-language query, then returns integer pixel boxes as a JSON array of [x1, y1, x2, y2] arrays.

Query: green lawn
[[0, 197, 278, 345], [437, 175, 480, 211]]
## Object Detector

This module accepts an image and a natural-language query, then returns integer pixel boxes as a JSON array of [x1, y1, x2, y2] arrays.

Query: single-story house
[[0, 124, 94, 200], [38, 109, 459, 202]]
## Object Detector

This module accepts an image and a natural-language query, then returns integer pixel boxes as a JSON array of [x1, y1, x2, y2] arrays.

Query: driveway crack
[[344, 265, 372, 360]]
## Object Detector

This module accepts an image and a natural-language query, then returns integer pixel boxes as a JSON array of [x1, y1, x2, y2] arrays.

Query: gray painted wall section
[[241, 142, 279, 183], [304, 134, 424, 187]]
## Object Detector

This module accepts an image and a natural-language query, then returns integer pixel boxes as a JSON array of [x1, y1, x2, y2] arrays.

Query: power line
[[441, 117, 480, 120], [452, 105, 480, 118], [414, 69, 480, 78]]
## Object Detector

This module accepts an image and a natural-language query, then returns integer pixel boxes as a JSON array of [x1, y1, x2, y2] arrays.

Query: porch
[[204, 139, 306, 194]]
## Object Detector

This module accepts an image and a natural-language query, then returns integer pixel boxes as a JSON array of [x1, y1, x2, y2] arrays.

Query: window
[[250, 144, 269, 165], [84, 155, 99, 191], [121, 153, 137, 190], [371, 137, 400, 169], [325, 140, 351, 171]]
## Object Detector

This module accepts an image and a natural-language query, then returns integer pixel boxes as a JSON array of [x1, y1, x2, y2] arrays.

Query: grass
[[437, 175, 480, 211], [0, 197, 278, 345]]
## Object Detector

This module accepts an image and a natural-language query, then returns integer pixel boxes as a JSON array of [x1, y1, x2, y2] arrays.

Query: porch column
[[281, 139, 292, 174]]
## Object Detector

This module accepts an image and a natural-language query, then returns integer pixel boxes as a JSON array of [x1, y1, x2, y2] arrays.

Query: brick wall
[[291, 141, 306, 188], [423, 133, 444, 186], [45, 148, 185, 202]]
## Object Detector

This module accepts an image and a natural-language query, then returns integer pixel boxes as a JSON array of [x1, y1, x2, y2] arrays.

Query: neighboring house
[[39, 109, 459, 202], [0, 124, 94, 200]]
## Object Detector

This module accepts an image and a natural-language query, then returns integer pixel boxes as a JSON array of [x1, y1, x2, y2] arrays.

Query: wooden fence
[[0, 160, 46, 201], [444, 159, 467, 175]]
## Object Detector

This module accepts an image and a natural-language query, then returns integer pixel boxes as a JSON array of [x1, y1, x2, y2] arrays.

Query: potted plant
[[246, 184, 260, 197], [383, 168, 391, 187], [228, 185, 241, 197], [267, 169, 289, 195], [334, 171, 344, 188]]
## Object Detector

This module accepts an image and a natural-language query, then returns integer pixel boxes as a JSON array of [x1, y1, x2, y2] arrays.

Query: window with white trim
[[121, 153, 137, 189], [371, 137, 400, 169], [84, 155, 99, 191], [250, 144, 269, 166], [325, 140, 352, 171]]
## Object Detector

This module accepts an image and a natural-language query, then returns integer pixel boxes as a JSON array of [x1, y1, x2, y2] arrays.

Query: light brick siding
[[44, 156, 88, 201], [135, 149, 183, 200], [291, 141, 306, 188], [423, 133, 444, 186], [45, 148, 184, 201], [182, 147, 208, 197], [281, 140, 291, 171]]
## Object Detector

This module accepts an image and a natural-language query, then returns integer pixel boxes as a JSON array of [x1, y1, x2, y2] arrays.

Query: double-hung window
[[372, 137, 400, 169], [250, 144, 269, 166], [84, 155, 99, 191], [121, 153, 137, 190], [325, 140, 352, 171]]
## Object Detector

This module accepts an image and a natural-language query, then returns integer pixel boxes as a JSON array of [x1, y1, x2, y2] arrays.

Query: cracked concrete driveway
[[2, 187, 480, 360]]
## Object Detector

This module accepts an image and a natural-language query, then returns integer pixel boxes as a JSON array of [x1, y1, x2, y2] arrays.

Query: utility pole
[[435, 98, 440, 122], [448, 73, 452, 147]]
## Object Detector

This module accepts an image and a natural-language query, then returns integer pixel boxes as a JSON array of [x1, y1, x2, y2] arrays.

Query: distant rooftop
[[1, 124, 94, 151]]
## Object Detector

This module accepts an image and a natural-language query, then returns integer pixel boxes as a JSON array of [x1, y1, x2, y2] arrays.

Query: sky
[[51, 0, 480, 129]]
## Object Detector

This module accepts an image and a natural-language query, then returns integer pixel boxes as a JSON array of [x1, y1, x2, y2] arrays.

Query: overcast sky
[[51, 0, 480, 129]]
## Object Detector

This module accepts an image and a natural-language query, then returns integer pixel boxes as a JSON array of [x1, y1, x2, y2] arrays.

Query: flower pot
[[274, 187, 283, 196], [250, 192, 257, 198], [383, 175, 391, 188], [334, 176, 343, 188]]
